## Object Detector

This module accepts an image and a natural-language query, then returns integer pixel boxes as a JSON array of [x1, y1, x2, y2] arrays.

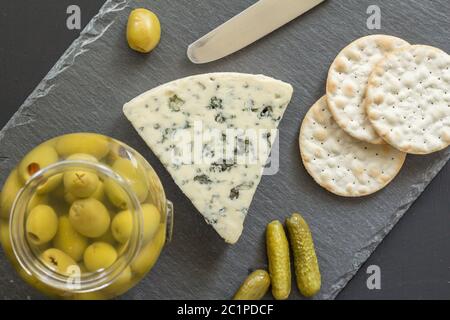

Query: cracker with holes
[[327, 35, 410, 144], [300, 96, 406, 197], [366, 45, 450, 154]]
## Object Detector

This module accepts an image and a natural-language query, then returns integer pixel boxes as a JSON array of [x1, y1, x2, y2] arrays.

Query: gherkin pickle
[[233, 269, 271, 300], [266, 220, 291, 300], [286, 213, 321, 298]]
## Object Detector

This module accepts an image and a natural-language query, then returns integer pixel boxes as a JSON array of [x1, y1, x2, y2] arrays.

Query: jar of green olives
[[0, 133, 173, 299]]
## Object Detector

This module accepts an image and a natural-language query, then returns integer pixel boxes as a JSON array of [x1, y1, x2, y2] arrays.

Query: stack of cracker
[[300, 35, 450, 197]]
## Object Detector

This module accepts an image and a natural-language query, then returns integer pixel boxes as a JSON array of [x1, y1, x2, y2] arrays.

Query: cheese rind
[[123, 73, 293, 243]]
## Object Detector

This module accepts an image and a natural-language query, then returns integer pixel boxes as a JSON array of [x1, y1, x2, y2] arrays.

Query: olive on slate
[[41, 248, 78, 276], [127, 8, 161, 53], [64, 170, 100, 198], [18, 145, 60, 193], [55, 133, 110, 160], [112, 158, 148, 202], [0, 170, 22, 219], [53, 215, 88, 262], [83, 242, 117, 272], [26, 205, 58, 245], [69, 198, 110, 238]]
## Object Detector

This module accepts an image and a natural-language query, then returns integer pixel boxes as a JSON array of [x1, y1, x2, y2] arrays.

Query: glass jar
[[0, 133, 173, 299]]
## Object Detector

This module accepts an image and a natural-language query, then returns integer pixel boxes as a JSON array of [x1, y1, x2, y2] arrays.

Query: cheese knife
[[187, 0, 326, 64]]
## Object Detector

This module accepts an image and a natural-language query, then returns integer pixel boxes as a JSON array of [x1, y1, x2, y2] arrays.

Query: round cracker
[[327, 35, 410, 144], [366, 45, 450, 154], [299, 96, 406, 197]]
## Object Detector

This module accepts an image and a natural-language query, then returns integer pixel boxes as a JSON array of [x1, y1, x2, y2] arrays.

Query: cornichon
[[286, 213, 321, 297], [233, 269, 270, 300], [266, 220, 291, 300]]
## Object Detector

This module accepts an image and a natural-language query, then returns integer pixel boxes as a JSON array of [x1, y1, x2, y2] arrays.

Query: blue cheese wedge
[[123, 73, 293, 243]]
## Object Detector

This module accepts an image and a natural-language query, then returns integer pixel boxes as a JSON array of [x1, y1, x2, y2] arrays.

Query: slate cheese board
[[0, 0, 449, 299]]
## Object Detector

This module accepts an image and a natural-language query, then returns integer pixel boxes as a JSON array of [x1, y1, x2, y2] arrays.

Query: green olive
[[83, 242, 117, 272], [112, 158, 148, 202], [66, 153, 99, 162], [18, 144, 59, 186], [102, 266, 132, 296], [91, 181, 105, 202], [53, 216, 88, 262], [78, 262, 88, 274], [63, 190, 78, 204], [111, 204, 161, 244], [26, 205, 58, 245], [141, 204, 160, 243], [69, 198, 110, 238], [94, 223, 116, 244], [111, 210, 132, 244], [37, 174, 63, 195], [116, 242, 128, 257], [41, 248, 78, 276], [64, 181, 104, 204], [18, 269, 63, 298], [28, 193, 49, 214], [63, 170, 99, 198], [0, 170, 23, 219], [55, 133, 110, 160], [106, 143, 132, 163], [127, 8, 161, 53], [130, 224, 165, 275], [73, 291, 106, 300], [104, 179, 130, 209], [0, 222, 13, 259]]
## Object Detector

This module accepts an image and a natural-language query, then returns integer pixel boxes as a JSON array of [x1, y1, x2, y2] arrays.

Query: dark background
[[0, 0, 449, 299]]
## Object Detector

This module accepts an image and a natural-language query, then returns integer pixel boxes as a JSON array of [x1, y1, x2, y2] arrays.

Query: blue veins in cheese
[[123, 73, 293, 244]]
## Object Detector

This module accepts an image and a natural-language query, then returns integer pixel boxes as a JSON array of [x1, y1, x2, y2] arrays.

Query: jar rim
[[9, 160, 144, 293]]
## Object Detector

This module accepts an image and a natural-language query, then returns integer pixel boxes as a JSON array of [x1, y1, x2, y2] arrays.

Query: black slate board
[[0, 0, 449, 300]]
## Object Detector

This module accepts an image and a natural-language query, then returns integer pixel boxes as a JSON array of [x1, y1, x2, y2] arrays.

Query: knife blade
[[187, 0, 325, 64]]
